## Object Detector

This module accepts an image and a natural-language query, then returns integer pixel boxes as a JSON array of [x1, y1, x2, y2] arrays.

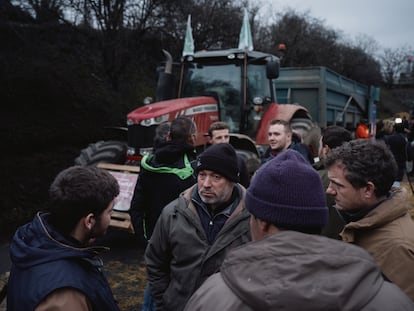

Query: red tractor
[[75, 17, 314, 174]]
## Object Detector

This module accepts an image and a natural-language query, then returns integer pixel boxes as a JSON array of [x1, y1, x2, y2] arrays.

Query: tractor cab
[[180, 49, 280, 137], [126, 49, 280, 161]]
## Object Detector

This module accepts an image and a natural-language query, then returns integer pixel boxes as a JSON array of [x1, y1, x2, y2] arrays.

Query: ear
[[188, 133, 197, 146], [322, 145, 331, 157], [257, 218, 272, 234], [362, 181, 376, 199], [84, 213, 96, 231]]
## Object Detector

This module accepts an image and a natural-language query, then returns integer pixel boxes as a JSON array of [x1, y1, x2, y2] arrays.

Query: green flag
[[238, 8, 254, 51], [183, 15, 195, 57]]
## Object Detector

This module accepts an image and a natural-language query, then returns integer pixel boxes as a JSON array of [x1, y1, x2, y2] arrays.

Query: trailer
[[275, 67, 380, 130]]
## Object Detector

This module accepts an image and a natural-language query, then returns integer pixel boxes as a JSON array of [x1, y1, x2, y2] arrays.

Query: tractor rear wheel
[[236, 149, 261, 177], [74, 140, 127, 166]]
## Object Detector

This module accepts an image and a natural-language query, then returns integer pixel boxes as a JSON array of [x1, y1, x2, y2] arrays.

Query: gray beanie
[[246, 149, 328, 227]]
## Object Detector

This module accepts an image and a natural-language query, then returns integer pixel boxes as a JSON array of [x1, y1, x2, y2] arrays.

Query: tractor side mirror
[[266, 59, 279, 79]]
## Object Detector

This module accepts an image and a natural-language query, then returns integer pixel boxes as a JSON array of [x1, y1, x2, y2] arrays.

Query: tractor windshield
[[182, 63, 242, 132], [181, 61, 273, 134]]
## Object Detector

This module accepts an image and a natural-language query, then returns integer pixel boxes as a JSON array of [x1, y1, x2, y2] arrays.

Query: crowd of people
[[6, 116, 414, 310]]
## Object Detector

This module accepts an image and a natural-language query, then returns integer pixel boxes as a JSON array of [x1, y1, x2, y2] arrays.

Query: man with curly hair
[[325, 139, 414, 301]]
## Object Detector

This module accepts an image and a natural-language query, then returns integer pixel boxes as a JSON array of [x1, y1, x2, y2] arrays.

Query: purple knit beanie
[[246, 149, 327, 227]]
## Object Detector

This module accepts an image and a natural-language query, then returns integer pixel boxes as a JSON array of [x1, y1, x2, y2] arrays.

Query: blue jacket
[[7, 212, 120, 311]]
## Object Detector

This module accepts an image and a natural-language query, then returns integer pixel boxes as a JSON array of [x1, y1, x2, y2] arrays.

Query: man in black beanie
[[145, 143, 250, 311], [207, 121, 250, 187], [185, 149, 414, 311]]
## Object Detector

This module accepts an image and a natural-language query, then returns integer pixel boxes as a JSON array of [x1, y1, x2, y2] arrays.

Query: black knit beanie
[[196, 144, 240, 182], [246, 149, 327, 227]]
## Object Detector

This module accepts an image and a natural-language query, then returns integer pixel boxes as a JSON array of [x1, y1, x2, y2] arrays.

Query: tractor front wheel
[[74, 140, 128, 166]]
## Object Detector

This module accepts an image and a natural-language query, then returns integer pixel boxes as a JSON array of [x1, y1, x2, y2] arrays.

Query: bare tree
[[11, 0, 65, 22], [379, 46, 412, 87], [256, 10, 339, 67], [353, 33, 380, 57], [254, 8, 383, 85]]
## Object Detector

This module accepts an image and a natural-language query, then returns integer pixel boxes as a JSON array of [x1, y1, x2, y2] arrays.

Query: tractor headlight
[[253, 97, 264, 105], [140, 114, 169, 126]]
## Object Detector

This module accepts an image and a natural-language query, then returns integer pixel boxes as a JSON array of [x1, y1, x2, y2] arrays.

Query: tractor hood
[[127, 96, 218, 126]]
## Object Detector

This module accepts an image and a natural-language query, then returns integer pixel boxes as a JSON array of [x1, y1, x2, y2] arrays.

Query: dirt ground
[[98, 229, 147, 311], [0, 229, 146, 311]]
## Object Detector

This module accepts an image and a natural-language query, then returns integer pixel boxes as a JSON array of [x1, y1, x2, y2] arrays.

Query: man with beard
[[7, 166, 121, 311], [145, 143, 250, 311], [207, 121, 250, 187], [184, 150, 414, 311]]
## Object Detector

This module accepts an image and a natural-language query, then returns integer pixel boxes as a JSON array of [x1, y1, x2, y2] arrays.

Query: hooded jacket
[[145, 183, 250, 311], [184, 231, 414, 311], [7, 212, 119, 311], [340, 187, 414, 300], [129, 141, 197, 242]]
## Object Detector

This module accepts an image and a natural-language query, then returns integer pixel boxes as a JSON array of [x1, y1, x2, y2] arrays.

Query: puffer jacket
[[145, 184, 251, 311], [340, 187, 414, 300], [184, 231, 414, 311], [7, 212, 120, 311]]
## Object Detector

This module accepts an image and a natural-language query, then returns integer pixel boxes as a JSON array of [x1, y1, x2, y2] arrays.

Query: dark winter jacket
[[262, 143, 313, 165], [7, 212, 119, 311], [145, 184, 250, 311], [384, 132, 407, 181], [236, 154, 250, 188], [185, 231, 414, 311], [129, 141, 197, 242]]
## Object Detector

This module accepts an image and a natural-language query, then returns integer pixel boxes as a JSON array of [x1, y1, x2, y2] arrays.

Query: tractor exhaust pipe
[[155, 49, 174, 101]]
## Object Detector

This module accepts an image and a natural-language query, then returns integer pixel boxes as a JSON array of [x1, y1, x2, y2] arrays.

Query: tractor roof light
[[143, 97, 153, 105]]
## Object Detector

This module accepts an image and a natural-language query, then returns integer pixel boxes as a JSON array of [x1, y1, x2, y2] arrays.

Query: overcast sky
[[259, 0, 414, 53]]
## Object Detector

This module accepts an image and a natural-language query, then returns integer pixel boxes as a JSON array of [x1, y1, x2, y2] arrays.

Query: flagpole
[[238, 8, 253, 132], [179, 15, 195, 98]]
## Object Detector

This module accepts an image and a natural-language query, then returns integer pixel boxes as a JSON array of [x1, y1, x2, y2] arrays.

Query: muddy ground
[[0, 229, 146, 311], [98, 229, 147, 311]]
